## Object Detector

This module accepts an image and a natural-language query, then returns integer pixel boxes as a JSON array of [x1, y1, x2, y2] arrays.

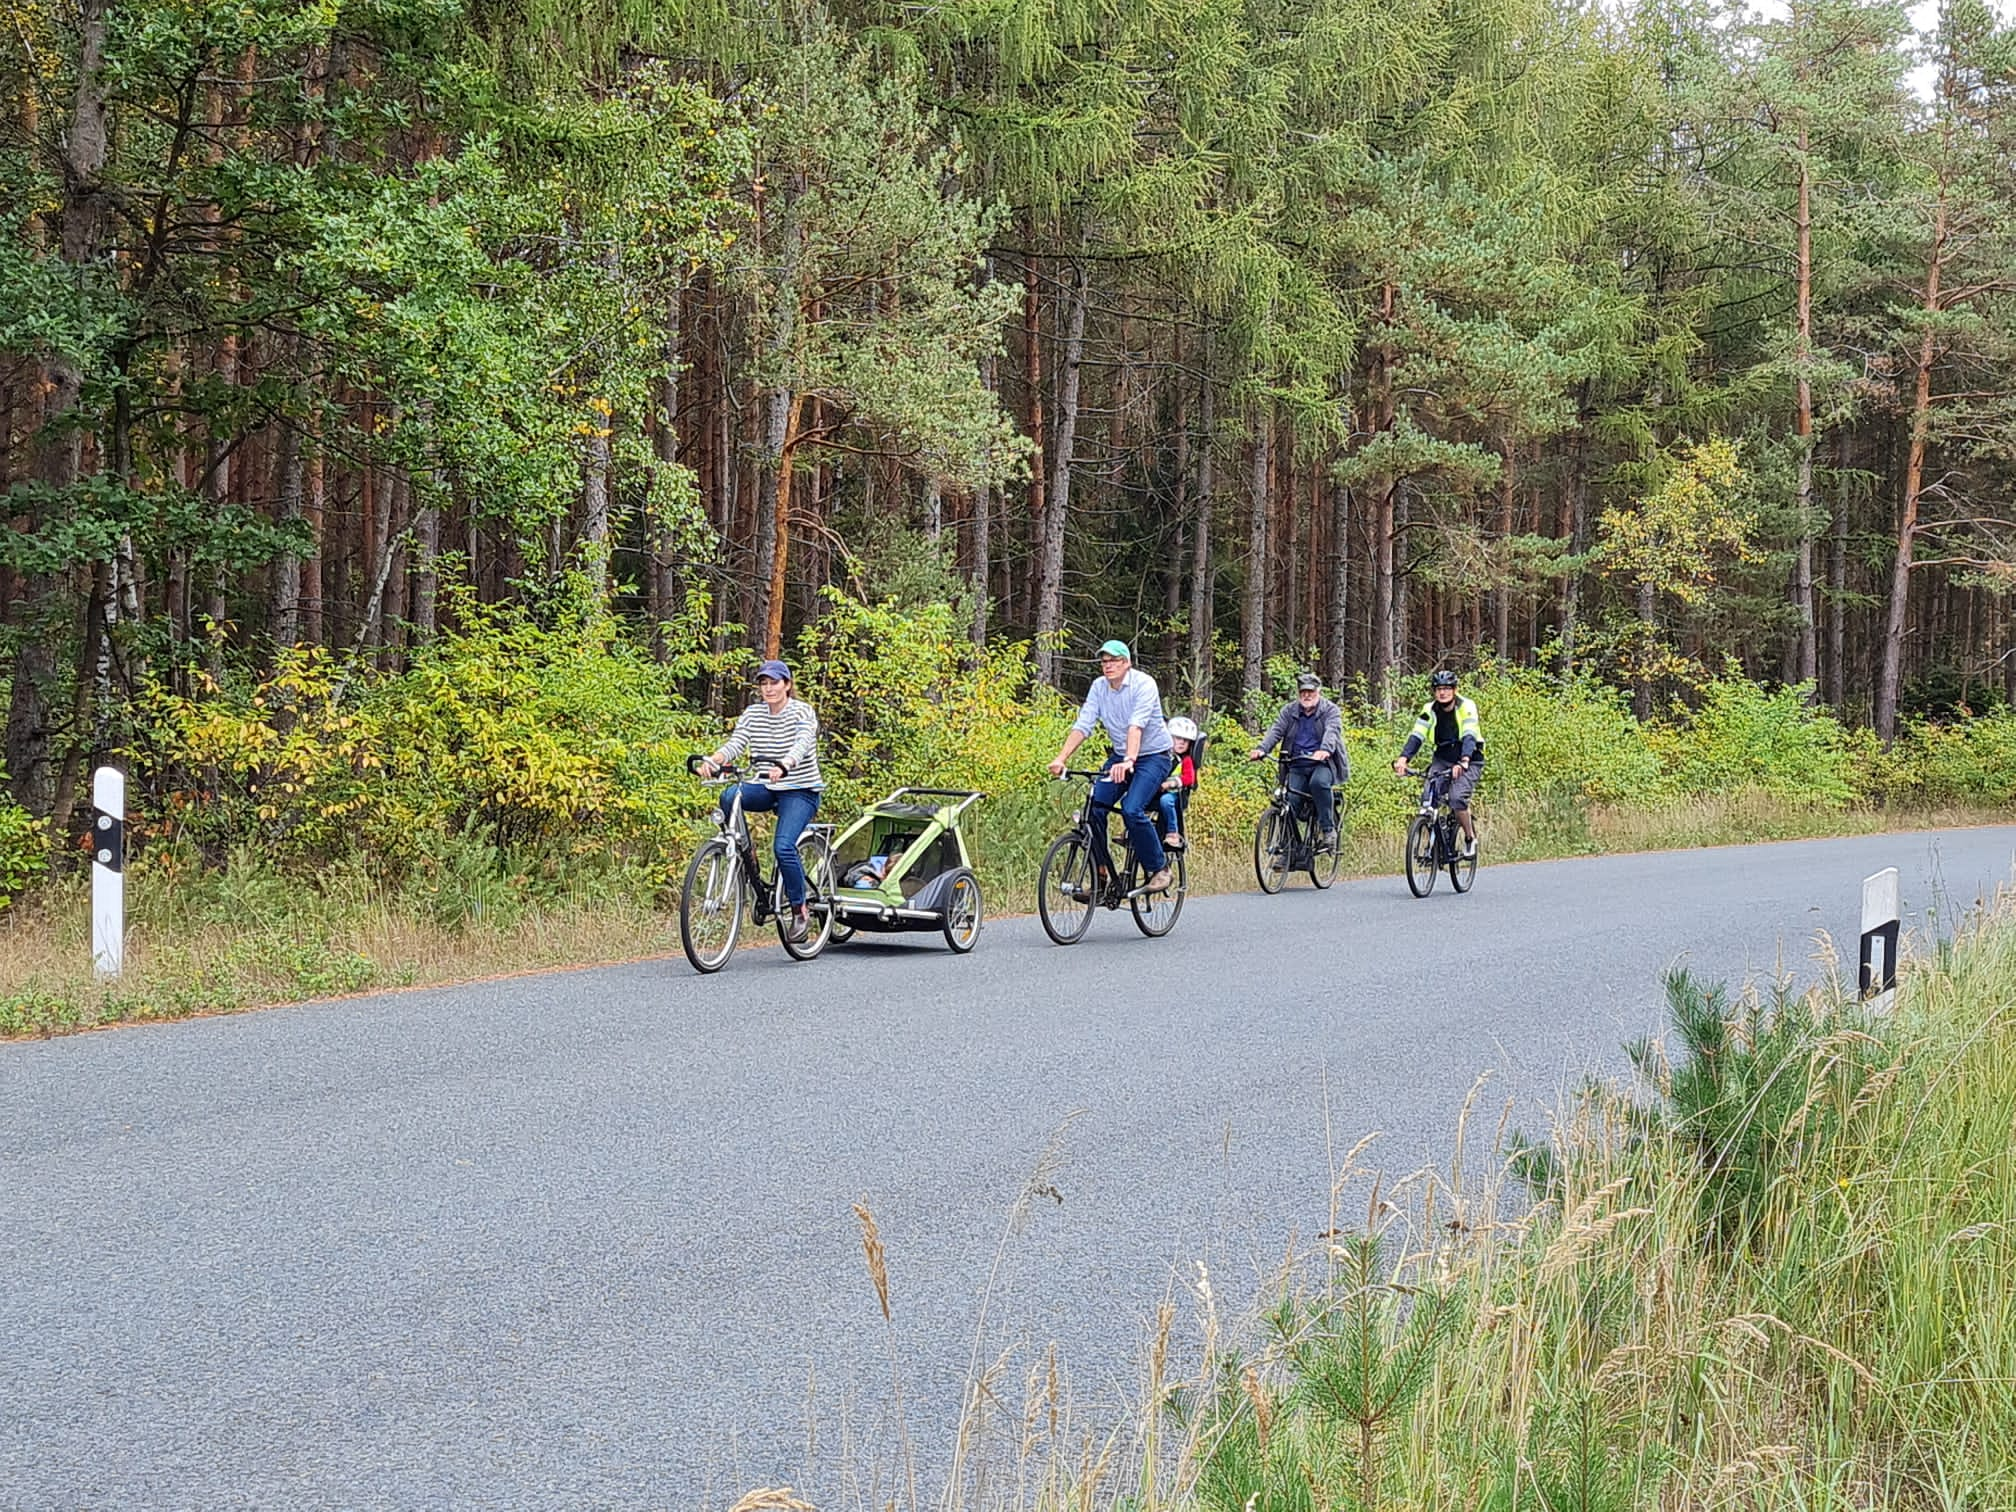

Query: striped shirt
[[718, 698, 823, 790]]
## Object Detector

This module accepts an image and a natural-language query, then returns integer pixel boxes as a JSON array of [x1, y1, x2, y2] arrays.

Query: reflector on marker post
[[92, 765, 124, 978], [1859, 866, 1899, 1012]]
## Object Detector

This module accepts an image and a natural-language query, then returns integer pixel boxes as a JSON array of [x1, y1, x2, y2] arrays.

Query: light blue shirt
[[1071, 668, 1172, 757]]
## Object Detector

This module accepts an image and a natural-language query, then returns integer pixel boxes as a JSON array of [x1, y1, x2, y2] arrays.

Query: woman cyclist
[[696, 659, 824, 941]]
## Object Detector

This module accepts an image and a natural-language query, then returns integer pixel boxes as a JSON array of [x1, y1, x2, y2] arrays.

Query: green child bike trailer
[[827, 788, 985, 952]]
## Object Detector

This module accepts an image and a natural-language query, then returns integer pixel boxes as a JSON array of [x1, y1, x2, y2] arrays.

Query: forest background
[[8, 0, 2016, 1023]]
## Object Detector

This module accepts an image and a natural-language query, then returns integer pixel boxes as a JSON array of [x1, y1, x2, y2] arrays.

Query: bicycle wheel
[[1449, 823, 1477, 893], [1130, 852, 1186, 937], [777, 831, 836, 961], [942, 868, 983, 953], [1309, 819, 1341, 889], [1038, 832, 1097, 945], [680, 836, 745, 972], [1404, 816, 1439, 898], [1254, 806, 1289, 894]]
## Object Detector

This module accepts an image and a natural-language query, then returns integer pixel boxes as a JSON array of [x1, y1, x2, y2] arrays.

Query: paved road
[[4, 827, 2012, 1509]]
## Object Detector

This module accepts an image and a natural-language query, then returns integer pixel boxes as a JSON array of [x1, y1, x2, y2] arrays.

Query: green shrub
[[1885, 709, 2016, 806], [141, 599, 712, 879], [1647, 675, 1858, 805], [0, 770, 47, 910]]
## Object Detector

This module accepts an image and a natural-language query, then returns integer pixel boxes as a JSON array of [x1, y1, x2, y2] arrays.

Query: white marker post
[[91, 765, 124, 978], [1859, 866, 1899, 1012]]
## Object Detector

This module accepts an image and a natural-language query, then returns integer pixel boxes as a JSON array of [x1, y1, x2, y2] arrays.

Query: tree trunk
[[1875, 184, 1947, 743], [1240, 412, 1271, 717], [1392, 482, 1411, 677], [9, 0, 112, 815], [1559, 387, 1594, 672], [971, 478, 991, 646], [1495, 436, 1516, 660], [411, 475, 440, 642], [1792, 141, 1819, 693], [579, 398, 612, 601], [762, 393, 808, 658], [273, 419, 304, 645], [1826, 429, 1848, 708], [1023, 247, 1045, 631], [302, 408, 325, 644], [1367, 282, 1398, 702], [1186, 351, 1215, 711], [1032, 260, 1088, 687], [1327, 477, 1351, 682]]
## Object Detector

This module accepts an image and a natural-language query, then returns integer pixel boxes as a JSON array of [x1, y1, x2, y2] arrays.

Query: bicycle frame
[[1060, 767, 1151, 903], [695, 767, 831, 925]]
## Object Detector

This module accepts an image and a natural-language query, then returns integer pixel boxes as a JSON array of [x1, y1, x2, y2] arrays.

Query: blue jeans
[[723, 784, 821, 908], [1158, 790, 1182, 837], [1286, 762, 1337, 833], [1089, 751, 1173, 879]]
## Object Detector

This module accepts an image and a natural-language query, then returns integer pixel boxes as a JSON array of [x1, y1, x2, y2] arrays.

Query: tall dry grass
[[738, 901, 2016, 1510]]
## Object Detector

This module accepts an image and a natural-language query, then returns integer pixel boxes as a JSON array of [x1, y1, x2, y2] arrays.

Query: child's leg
[[1158, 790, 1182, 841]]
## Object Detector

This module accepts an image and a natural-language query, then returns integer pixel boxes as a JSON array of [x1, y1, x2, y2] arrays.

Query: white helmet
[[1167, 716, 1201, 741]]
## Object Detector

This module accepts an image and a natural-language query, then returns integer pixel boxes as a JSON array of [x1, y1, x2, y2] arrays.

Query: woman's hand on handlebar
[[1393, 758, 1411, 776], [1247, 747, 1266, 762]]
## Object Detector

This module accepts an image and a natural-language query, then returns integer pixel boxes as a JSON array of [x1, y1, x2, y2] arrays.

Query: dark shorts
[[1427, 758, 1480, 811]]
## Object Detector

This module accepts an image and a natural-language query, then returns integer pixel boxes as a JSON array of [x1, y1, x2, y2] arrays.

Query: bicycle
[[1401, 768, 1478, 897], [1037, 767, 1187, 945], [1254, 754, 1342, 893], [679, 757, 838, 972]]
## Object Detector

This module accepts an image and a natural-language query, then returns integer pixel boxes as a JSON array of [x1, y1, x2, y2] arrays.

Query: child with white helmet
[[1159, 716, 1202, 849]]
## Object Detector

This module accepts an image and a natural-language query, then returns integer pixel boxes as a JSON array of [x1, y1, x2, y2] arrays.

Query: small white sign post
[[91, 765, 124, 978], [1860, 866, 1899, 1012]]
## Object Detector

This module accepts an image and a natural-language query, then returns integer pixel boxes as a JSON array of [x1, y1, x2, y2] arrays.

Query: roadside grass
[[2, 795, 2009, 1038], [775, 897, 2016, 1510]]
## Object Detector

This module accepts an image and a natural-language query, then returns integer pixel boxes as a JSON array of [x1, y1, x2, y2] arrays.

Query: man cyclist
[[1047, 639, 1175, 894], [1392, 669, 1482, 856], [1248, 672, 1348, 845]]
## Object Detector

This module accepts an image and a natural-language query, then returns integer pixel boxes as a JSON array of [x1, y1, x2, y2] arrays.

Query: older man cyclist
[[1046, 639, 1176, 893]]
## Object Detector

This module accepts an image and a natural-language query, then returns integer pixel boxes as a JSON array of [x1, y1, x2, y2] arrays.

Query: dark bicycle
[[679, 756, 837, 972], [1402, 768, 1477, 897], [1254, 754, 1342, 893], [1037, 767, 1187, 945]]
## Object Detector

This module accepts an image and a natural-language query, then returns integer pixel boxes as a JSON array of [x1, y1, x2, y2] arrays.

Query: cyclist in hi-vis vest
[[1393, 670, 1483, 856]]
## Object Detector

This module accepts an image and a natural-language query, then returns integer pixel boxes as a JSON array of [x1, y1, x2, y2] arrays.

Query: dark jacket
[[1257, 697, 1349, 783]]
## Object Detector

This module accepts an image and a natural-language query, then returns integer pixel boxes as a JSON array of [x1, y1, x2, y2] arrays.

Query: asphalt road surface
[[5, 826, 2014, 1509]]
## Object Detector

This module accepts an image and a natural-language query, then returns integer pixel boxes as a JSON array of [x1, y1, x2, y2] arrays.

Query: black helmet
[[1430, 670, 1459, 689]]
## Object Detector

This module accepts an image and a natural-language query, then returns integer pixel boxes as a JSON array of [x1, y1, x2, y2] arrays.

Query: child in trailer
[[1158, 717, 1202, 849]]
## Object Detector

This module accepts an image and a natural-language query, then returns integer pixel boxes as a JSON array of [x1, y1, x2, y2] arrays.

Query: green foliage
[[0, 767, 48, 910], [140, 599, 711, 888], [1648, 676, 1861, 806], [1627, 969, 1889, 1247], [1192, 1234, 1466, 1511], [1881, 709, 2016, 806], [1595, 439, 1759, 606]]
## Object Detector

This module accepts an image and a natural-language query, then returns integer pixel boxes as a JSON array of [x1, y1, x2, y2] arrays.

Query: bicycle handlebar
[[687, 754, 764, 785]]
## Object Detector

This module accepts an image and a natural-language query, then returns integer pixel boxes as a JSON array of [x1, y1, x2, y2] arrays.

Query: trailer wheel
[[943, 869, 983, 953]]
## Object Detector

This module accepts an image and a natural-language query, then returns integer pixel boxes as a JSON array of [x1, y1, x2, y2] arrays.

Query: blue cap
[[756, 659, 791, 682], [1098, 639, 1131, 660]]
